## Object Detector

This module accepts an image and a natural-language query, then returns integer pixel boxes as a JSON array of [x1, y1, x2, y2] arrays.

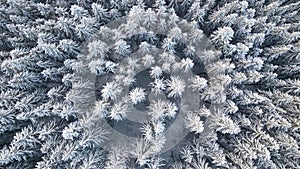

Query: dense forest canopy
[[0, 0, 299, 168]]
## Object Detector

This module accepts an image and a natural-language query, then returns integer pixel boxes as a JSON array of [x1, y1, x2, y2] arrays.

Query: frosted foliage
[[150, 78, 166, 95], [115, 40, 131, 57], [62, 122, 82, 140], [212, 26, 234, 45], [109, 102, 128, 121], [101, 81, 122, 101], [0, 1, 299, 169], [129, 88, 146, 104], [185, 112, 204, 134], [150, 66, 163, 78], [148, 99, 178, 120], [142, 54, 155, 67], [190, 76, 208, 91], [180, 58, 194, 72], [166, 76, 186, 98], [88, 40, 108, 58]]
